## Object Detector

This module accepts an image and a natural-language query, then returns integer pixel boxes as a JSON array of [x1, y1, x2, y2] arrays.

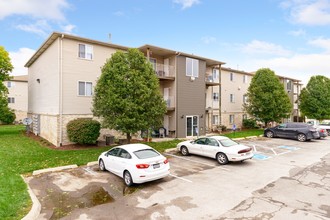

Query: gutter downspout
[[59, 34, 64, 146], [219, 64, 222, 126]]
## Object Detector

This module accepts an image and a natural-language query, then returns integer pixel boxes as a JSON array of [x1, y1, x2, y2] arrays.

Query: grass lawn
[[0, 125, 262, 219], [222, 129, 264, 139]]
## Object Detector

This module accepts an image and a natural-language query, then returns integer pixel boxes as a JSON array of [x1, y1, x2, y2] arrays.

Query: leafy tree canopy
[[93, 48, 167, 142], [243, 68, 292, 125], [299, 75, 330, 120]]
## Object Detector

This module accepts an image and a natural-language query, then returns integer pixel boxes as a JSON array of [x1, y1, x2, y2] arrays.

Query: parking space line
[[164, 153, 230, 171], [271, 148, 278, 155], [169, 173, 193, 183], [83, 167, 97, 175]]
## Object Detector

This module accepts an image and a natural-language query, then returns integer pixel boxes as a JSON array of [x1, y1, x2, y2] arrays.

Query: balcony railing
[[164, 96, 175, 109], [205, 73, 220, 86], [154, 64, 175, 78]]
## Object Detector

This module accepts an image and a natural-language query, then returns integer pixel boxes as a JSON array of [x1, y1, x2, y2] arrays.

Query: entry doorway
[[186, 115, 199, 137]]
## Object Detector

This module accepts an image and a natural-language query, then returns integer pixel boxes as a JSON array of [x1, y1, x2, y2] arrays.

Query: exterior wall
[[176, 56, 206, 138], [28, 39, 60, 114], [61, 38, 120, 115], [5, 78, 28, 121]]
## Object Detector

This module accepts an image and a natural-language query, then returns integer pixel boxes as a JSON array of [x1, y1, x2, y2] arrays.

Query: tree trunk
[[126, 133, 131, 144]]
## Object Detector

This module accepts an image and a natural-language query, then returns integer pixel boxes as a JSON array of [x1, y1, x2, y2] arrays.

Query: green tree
[[243, 68, 292, 126], [0, 46, 14, 124], [93, 48, 167, 143], [299, 75, 330, 120]]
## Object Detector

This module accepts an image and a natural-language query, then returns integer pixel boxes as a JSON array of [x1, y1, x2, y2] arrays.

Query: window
[[213, 92, 219, 101], [7, 81, 15, 88], [212, 115, 218, 125], [230, 72, 234, 81], [229, 115, 234, 124], [119, 149, 131, 159], [212, 69, 218, 80], [286, 79, 292, 91], [230, 94, 235, 103], [243, 75, 248, 83], [78, 81, 93, 96], [149, 58, 156, 70], [186, 57, 199, 77], [8, 97, 15, 103], [107, 148, 120, 156], [78, 44, 93, 60], [243, 95, 248, 104]]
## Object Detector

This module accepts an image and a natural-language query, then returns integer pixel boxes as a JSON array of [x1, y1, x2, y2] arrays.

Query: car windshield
[[134, 149, 160, 159], [219, 139, 237, 147]]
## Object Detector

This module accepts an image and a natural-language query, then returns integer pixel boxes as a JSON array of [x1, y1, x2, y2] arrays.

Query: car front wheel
[[181, 146, 189, 156], [297, 133, 307, 142], [266, 131, 274, 138], [216, 153, 228, 165], [124, 171, 133, 186], [99, 159, 106, 171]]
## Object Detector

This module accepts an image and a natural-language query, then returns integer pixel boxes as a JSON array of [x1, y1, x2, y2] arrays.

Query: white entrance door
[[186, 116, 199, 137], [164, 58, 169, 76]]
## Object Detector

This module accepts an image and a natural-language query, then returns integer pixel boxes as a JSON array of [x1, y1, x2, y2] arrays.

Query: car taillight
[[164, 159, 169, 164], [238, 148, 251, 154], [136, 164, 150, 169], [320, 129, 325, 133]]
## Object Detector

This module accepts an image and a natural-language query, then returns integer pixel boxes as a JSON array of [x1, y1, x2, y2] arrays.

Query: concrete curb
[[87, 161, 98, 166], [164, 148, 177, 153], [32, 164, 78, 176], [21, 175, 41, 220]]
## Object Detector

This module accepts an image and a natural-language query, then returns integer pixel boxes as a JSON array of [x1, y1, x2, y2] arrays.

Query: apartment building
[[3, 75, 28, 122], [25, 32, 224, 146], [205, 67, 253, 131]]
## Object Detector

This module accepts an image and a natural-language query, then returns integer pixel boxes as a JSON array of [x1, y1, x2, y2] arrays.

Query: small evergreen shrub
[[243, 118, 258, 129], [67, 118, 101, 144], [0, 109, 16, 124]]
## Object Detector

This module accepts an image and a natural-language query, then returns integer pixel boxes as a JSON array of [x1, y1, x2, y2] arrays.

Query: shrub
[[0, 109, 16, 124], [243, 118, 258, 129], [67, 118, 101, 144], [217, 125, 227, 131]]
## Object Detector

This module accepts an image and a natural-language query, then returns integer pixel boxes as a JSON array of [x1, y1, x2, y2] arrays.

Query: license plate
[[153, 163, 160, 169]]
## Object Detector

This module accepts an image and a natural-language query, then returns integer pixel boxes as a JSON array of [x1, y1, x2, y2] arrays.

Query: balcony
[[154, 64, 175, 80], [205, 74, 220, 86], [164, 96, 175, 111]]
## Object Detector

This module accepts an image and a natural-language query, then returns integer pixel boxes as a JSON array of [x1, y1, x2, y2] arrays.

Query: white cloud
[[288, 29, 306, 36], [173, 0, 200, 9], [201, 36, 217, 44], [61, 24, 76, 34], [308, 37, 330, 52], [241, 40, 292, 56], [0, 0, 70, 21], [281, 0, 330, 25], [15, 20, 51, 37], [9, 48, 36, 76], [114, 11, 125, 16]]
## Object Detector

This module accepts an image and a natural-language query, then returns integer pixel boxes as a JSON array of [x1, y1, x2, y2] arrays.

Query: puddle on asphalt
[[49, 187, 114, 220]]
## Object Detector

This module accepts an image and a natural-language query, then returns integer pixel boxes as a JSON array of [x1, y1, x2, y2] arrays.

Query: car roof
[[208, 136, 230, 140], [115, 143, 152, 153]]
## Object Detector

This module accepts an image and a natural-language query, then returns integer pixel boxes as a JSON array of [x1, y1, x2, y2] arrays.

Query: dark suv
[[264, 122, 320, 142]]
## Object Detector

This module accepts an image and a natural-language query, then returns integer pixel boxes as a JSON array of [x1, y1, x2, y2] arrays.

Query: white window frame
[[243, 75, 248, 83], [230, 94, 235, 103], [229, 115, 234, 124], [149, 58, 157, 71], [8, 97, 15, 103], [7, 81, 15, 88], [286, 79, 292, 91], [212, 69, 218, 80], [230, 72, 234, 81], [186, 57, 199, 78], [212, 115, 219, 125], [78, 44, 93, 60], [78, 81, 93, 96]]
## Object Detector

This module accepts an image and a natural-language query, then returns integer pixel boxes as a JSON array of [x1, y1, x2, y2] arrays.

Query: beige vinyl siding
[[7, 80, 28, 112], [176, 56, 206, 138], [61, 38, 119, 114], [28, 39, 60, 114]]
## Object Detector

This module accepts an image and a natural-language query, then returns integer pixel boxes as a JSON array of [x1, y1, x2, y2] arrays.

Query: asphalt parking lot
[[25, 137, 330, 220]]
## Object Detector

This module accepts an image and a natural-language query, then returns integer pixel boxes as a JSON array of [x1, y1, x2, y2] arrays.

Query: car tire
[[266, 131, 274, 138], [99, 159, 106, 171], [181, 146, 189, 156], [327, 130, 330, 136], [216, 152, 228, 165], [297, 133, 307, 142], [124, 171, 133, 187]]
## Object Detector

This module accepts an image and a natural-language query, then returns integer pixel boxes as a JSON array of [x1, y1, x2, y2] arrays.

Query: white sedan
[[98, 144, 170, 186], [176, 136, 253, 165]]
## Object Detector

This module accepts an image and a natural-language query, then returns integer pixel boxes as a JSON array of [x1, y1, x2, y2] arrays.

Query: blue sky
[[1, 0, 330, 84]]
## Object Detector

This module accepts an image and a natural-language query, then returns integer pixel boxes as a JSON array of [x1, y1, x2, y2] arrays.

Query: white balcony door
[[164, 58, 169, 76], [186, 115, 199, 137], [164, 88, 170, 107], [164, 115, 169, 136]]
